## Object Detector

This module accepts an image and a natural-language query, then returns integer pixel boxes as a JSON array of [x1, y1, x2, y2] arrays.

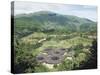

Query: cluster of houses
[[36, 48, 73, 64]]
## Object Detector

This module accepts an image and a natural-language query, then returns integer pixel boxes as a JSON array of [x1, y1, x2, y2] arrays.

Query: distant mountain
[[14, 11, 97, 37]]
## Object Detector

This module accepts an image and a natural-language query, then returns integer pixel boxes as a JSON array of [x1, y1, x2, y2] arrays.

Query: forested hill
[[14, 11, 97, 37]]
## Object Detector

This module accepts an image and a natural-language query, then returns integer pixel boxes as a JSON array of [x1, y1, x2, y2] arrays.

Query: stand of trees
[[76, 39, 97, 69]]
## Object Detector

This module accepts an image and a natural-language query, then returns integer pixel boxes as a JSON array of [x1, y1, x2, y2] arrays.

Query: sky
[[14, 1, 97, 22]]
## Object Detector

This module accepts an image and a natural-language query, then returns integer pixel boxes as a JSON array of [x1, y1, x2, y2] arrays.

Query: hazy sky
[[14, 1, 97, 21]]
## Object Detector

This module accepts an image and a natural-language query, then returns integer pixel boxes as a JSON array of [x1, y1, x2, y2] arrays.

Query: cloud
[[14, 1, 97, 21]]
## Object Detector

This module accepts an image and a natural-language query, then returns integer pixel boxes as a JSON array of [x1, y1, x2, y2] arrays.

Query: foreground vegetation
[[14, 32, 97, 73]]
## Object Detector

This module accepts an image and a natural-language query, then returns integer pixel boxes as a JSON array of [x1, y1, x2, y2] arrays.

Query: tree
[[78, 39, 97, 69]]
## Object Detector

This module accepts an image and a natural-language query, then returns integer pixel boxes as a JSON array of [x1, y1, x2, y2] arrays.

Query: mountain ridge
[[14, 11, 97, 37]]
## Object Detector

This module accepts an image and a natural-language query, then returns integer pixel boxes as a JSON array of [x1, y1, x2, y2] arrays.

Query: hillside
[[14, 11, 97, 38]]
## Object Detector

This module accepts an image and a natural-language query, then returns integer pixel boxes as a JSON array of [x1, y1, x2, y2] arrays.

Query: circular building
[[43, 48, 53, 54], [50, 49, 65, 56], [45, 55, 65, 64], [36, 54, 47, 63], [58, 48, 67, 52]]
